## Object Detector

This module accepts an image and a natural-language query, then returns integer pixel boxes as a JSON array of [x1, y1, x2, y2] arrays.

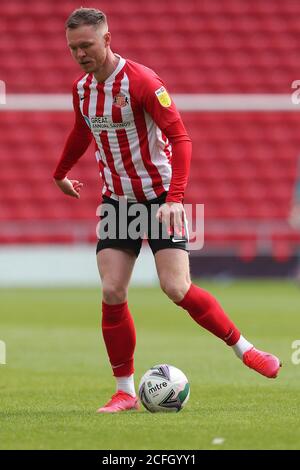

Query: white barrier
[[0, 245, 158, 287], [0, 93, 298, 111]]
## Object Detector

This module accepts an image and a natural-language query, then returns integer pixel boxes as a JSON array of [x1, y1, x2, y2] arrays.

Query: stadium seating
[[1, 0, 300, 256], [1, 110, 300, 253], [1, 0, 300, 92]]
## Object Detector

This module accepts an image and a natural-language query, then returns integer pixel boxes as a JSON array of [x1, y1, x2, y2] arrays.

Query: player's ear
[[104, 32, 111, 47]]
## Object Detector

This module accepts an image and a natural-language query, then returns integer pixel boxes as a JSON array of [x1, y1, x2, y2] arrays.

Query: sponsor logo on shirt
[[155, 86, 171, 108], [86, 115, 134, 131]]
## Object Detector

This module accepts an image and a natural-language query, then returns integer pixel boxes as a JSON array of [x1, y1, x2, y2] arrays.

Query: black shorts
[[96, 192, 188, 257]]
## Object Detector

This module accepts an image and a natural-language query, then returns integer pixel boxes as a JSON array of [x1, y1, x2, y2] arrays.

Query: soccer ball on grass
[[138, 364, 190, 413]]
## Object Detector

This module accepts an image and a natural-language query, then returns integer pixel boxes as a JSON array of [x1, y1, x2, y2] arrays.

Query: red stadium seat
[[1, 0, 300, 92]]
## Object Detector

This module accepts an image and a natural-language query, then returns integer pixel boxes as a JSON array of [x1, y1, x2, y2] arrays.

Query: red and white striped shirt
[[54, 55, 192, 203]]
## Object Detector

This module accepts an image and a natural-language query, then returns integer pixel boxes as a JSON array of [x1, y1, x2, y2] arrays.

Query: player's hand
[[156, 202, 185, 236], [53, 177, 83, 199]]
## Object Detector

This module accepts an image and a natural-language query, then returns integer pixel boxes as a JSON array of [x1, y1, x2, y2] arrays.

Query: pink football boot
[[243, 347, 282, 378], [97, 391, 139, 413]]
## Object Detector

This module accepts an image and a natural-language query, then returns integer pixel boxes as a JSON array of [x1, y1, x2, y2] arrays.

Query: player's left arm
[[140, 74, 192, 234], [157, 119, 192, 235]]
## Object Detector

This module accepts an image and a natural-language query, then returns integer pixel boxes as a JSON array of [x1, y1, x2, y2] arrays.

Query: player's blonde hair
[[65, 7, 108, 30]]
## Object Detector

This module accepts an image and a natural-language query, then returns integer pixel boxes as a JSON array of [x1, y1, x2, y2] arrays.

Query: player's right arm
[[53, 80, 93, 198]]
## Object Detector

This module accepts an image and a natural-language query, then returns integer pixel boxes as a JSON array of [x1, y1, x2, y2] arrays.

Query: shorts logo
[[113, 93, 129, 108], [155, 86, 171, 108]]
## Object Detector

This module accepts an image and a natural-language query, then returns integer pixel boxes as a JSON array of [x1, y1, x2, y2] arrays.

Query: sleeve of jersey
[[163, 119, 192, 204], [140, 73, 191, 202], [141, 73, 181, 129], [53, 83, 93, 180]]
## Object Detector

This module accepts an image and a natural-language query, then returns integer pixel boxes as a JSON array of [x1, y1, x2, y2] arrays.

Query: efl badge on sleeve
[[155, 86, 171, 107]]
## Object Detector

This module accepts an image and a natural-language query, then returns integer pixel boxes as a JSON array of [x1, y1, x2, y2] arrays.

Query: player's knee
[[160, 278, 190, 303], [102, 283, 127, 304]]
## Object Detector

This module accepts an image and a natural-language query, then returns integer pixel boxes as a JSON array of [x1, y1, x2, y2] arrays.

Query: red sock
[[176, 284, 240, 345], [102, 301, 136, 377]]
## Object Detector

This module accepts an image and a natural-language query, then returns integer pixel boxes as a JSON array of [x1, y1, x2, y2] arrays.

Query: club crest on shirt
[[155, 86, 171, 108], [113, 93, 129, 108]]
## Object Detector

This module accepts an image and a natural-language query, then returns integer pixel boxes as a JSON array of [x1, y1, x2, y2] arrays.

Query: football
[[138, 364, 190, 413]]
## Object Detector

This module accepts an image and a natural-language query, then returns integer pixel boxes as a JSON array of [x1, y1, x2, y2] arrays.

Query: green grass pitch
[[1, 280, 300, 450]]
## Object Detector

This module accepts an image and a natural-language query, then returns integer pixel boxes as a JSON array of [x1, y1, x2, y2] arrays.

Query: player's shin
[[176, 283, 241, 345], [102, 301, 136, 396], [176, 284, 281, 378]]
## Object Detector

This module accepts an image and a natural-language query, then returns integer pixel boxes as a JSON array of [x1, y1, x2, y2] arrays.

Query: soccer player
[[54, 8, 281, 413]]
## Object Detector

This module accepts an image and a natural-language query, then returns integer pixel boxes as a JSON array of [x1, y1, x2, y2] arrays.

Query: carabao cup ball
[[138, 364, 190, 413]]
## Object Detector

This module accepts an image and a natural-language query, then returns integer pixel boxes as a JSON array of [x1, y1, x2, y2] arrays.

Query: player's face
[[66, 25, 110, 74]]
